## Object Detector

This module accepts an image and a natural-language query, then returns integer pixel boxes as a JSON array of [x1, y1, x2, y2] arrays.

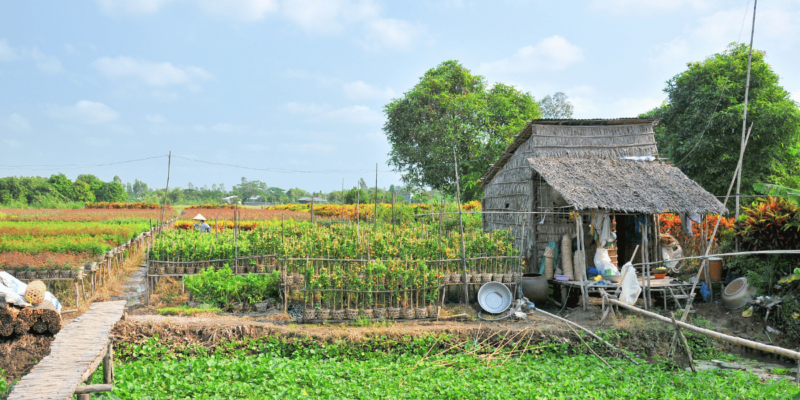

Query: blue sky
[[1, 0, 798, 192]]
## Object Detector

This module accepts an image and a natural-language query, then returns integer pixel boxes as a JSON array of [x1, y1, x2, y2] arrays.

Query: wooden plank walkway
[[8, 301, 126, 400]]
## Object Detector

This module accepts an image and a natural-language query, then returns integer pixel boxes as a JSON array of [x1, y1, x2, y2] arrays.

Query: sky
[[1, 0, 798, 193]]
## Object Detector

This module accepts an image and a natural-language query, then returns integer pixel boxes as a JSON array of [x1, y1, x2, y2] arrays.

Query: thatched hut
[[479, 119, 725, 291]]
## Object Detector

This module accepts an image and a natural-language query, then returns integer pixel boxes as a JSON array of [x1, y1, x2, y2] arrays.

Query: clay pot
[[520, 273, 550, 303]]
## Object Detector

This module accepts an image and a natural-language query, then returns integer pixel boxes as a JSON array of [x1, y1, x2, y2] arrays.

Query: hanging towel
[[591, 211, 612, 247]]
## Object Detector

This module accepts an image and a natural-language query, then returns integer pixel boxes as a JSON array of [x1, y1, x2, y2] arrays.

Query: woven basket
[[373, 308, 387, 319], [450, 274, 462, 284], [415, 307, 428, 319], [361, 309, 374, 319], [331, 309, 345, 320], [502, 273, 513, 283], [46, 270, 57, 279], [255, 265, 265, 273], [346, 309, 359, 320], [492, 273, 503, 282], [480, 273, 492, 283], [166, 266, 175, 275], [465, 274, 473, 283], [387, 307, 401, 319], [285, 275, 294, 286], [561, 234, 573, 279], [401, 308, 415, 319], [441, 274, 451, 284], [317, 308, 330, 320], [59, 270, 71, 279], [427, 305, 439, 318], [292, 274, 304, 286], [148, 266, 156, 275], [157, 266, 165, 275], [176, 266, 185, 275], [303, 309, 316, 321], [185, 266, 195, 275]]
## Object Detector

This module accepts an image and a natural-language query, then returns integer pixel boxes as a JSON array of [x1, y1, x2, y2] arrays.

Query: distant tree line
[[0, 174, 126, 207]]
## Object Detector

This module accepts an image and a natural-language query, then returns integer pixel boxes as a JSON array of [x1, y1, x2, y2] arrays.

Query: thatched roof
[[527, 158, 726, 214], [480, 118, 659, 186]]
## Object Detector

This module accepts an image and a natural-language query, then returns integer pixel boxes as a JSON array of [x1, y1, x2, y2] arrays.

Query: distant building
[[222, 195, 239, 204], [298, 197, 327, 204]]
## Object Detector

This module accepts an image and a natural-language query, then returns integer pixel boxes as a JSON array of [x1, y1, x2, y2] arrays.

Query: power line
[[0, 155, 169, 170]]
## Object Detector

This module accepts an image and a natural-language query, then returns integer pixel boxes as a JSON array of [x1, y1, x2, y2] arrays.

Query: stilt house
[[479, 119, 725, 276]]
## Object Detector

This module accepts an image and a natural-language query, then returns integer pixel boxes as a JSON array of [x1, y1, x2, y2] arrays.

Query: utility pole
[[736, 0, 757, 251]]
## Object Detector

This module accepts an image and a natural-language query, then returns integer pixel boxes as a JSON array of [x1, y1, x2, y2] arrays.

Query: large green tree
[[383, 60, 540, 201], [646, 44, 800, 199]]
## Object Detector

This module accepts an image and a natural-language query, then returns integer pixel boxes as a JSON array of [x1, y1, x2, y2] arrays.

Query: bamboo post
[[670, 311, 696, 373], [453, 148, 469, 304], [576, 214, 589, 310], [160, 151, 171, 227], [374, 163, 378, 228], [736, 0, 757, 250]]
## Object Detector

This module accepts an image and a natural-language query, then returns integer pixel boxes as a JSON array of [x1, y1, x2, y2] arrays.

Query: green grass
[[90, 337, 799, 400], [157, 305, 222, 316]]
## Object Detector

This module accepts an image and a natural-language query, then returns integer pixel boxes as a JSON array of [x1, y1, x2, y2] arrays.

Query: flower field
[[0, 208, 176, 272], [177, 208, 311, 223]]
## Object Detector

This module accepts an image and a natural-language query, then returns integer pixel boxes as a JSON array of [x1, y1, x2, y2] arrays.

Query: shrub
[[184, 267, 280, 307], [736, 196, 800, 251]]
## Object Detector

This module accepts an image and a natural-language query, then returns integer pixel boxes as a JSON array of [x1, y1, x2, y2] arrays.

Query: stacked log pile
[[0, 301, 61, 337]]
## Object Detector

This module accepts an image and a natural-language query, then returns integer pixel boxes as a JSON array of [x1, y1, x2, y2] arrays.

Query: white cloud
[[92, 56, 213, 87], [342, 80, 395, 99], [592, 0, 710, 11], [282, 0, 379, 34], [151, 90, 181, 102], [95, 0, 172, 15], [145, 114, 166, 123], [284, 102, 332, 114], [3, 113, 31, 132], [209, 123, 249, 133], [611, 97, 664, 118], [362, 18, 424, 50], [0, 39, 18, 62], [694, 5, 800, 45], [195, 0, 278, 22], [48, 100, 119, 124], [569, 97, 598, 119], [649, 39, 689, 67], [1, 139, 22, 148], [792, 89, 800, 103], [28, 48, 63, 74], [283, 102, 382, 124], [479, 36, 584, 75], [325, 105, 383, 124]]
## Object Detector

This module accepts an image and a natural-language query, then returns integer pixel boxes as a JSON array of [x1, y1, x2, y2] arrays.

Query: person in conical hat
[[192, 214, 211, 233]]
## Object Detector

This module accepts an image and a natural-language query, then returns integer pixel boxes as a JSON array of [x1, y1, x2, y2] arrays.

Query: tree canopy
[[645, 44, 800, 199], [383, 60, 540, 201], [539, 92, 574, 119]]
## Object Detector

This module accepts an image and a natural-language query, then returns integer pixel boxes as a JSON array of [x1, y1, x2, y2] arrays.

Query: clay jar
[[520, 273, 550, 303]]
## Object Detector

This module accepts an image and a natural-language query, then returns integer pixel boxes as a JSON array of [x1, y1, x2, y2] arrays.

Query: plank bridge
[[8, 301, 126, 400]]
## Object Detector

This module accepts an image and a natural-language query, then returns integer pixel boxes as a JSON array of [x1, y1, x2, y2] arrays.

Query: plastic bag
[[594, 248, 618, 275], [661, 245, 683, 271], [700, 282, 711, 302], [618, 262, 642, 305], [0, 272, 32, 307]]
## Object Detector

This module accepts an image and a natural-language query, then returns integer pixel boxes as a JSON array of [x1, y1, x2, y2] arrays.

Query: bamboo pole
[[159, 151, 171, 227], [374, 163, 378, 228], [534, 308, 639, 365], [601, 290, 800, 362], [736, 0, 758, 249], [453, 148, 468, 305], [670, 311, 696, 373]]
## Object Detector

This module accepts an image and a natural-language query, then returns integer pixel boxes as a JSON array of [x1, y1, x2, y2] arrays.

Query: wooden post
[[576, 215, 589, 310], [160, 151, 171, 227], [735, 0, 758, 252], [103, 341, 114, 383], [356, 190, 360, 240], [374, 163, 378, 228], [670, 312, 696, 373], [453, 148, 469, 304], [311, 198, 315, 225]]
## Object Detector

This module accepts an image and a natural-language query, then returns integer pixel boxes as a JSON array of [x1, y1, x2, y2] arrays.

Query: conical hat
[[192, 214, 207, 221]]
